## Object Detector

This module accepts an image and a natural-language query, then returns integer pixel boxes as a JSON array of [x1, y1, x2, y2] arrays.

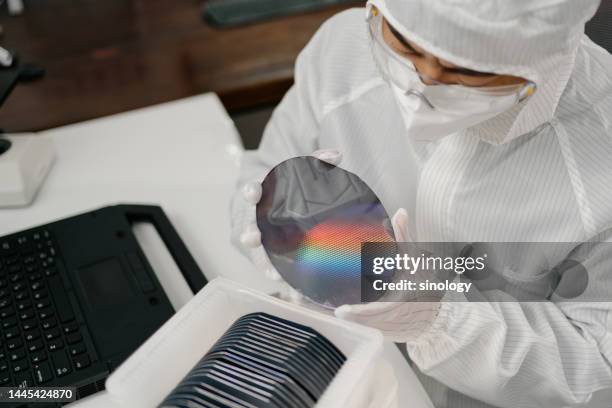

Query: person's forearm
[[406, 298, 612, 407]]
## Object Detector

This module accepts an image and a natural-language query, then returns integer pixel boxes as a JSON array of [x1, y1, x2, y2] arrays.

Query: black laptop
[[0, 204, 206, 406]]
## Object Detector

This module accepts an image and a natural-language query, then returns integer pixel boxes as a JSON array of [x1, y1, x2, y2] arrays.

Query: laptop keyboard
[[0, 229, 92, 387]]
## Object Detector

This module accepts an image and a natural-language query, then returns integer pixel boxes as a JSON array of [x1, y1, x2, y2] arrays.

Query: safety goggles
[[366, 6, 536, 110]]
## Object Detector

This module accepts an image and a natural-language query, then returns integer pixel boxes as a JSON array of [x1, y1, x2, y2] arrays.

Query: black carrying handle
[[117, 204, 207, 294]]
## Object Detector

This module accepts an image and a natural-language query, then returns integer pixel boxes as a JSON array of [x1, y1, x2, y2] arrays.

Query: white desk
[[0, 94, 432, 407]]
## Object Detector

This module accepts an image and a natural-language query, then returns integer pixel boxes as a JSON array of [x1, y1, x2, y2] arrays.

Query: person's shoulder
[[295, 8, 381, 116], [298, 7, 374, 75], [306, 8, 369, 54], [553, 37, 612, 232], [580, 36, 612, 71], [556, 37, 612, 126], [560, 37, 612, 106]]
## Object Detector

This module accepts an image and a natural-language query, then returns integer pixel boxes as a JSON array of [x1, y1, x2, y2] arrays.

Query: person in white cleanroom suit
[[231, 0, 612, 406]]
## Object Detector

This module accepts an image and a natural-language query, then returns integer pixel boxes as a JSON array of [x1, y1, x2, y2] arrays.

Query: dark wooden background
[[0, 0, 361, 133]]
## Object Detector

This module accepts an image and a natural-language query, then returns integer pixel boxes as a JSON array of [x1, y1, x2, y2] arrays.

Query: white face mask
[[390, 81, 522, 142]]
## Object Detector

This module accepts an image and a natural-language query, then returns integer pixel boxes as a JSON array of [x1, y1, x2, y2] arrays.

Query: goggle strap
[[518, 83, 537, 103]]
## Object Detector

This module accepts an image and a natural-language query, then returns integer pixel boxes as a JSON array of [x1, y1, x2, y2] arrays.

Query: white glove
[[334, 300, 441, 343], [239, 149, 343, 302], [334, 207, 442, 342]]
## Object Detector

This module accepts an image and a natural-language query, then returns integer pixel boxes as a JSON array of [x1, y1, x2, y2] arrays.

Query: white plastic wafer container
[[105, 277, 399, 408]]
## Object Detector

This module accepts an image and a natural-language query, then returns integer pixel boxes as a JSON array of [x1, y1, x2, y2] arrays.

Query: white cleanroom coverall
[[230, 0, 612, 406]]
